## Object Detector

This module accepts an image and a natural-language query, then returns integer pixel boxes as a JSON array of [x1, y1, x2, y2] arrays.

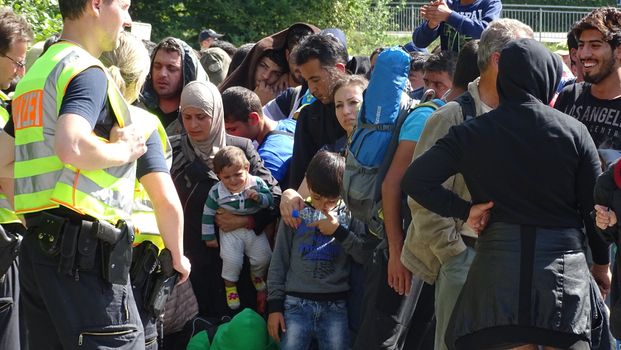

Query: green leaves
[[1, 0, 62, 42], [129, 0, 398, 55], [0, 0, 400, 55]]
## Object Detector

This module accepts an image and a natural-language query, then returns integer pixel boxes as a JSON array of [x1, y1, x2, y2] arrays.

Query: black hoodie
[[401, 38, 609, 264]]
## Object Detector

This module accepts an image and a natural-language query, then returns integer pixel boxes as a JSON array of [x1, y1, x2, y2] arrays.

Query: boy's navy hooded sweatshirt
[[412, 0, 502, 52]]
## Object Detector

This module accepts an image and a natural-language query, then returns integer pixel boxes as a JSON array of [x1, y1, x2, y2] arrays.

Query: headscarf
[[179, 80, 226, 169]]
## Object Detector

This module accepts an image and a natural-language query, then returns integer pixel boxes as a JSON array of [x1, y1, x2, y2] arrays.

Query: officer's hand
[[174, 255, 191, 284], [110, 123, 147, 163]]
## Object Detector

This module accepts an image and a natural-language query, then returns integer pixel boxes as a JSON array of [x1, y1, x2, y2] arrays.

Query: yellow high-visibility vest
[[130, 105, 171, 250], [12, 42, 136, 223], [0, 91, 20, 224], [0, 90, 10, 125]]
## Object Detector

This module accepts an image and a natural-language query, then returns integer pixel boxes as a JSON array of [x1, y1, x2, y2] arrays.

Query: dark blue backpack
[[343, 46, 435, 237]]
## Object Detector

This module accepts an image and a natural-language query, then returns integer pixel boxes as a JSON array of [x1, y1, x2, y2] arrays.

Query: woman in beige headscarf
[[176, 81, 227, 169], [170, 80, 281, 318]]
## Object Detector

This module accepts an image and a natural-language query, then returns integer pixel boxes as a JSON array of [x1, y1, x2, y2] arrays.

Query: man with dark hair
[[285, 24, 314, 86], [408, 53, 428, 99], [443, 40, 479, 101], [288, 33, 349, 190], [556, 8, 621, 153], [0, 7, 31, 350], [253, 50, 288, 105], [141, 37, 208, 131], [422, 50, 457, 99], [0, 0, 189, 349], [222, 86, 295, 186], [555, 7, 621, 305]]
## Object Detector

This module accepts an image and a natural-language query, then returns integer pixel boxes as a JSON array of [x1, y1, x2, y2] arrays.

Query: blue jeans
[[280, 295, 349, 350]]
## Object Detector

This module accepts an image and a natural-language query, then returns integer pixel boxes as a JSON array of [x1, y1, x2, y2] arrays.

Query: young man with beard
[[554, 7, 617, 300], [556, 8, 621, 152], [140, 37, 208, 131]]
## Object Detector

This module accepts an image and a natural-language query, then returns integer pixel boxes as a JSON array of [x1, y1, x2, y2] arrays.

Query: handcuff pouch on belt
[[31, 212, 65, 257]]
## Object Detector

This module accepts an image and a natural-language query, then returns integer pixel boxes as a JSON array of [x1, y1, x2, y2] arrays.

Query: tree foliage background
[[0, 0, 62, 42], [130, 0, 396, 55], [1, 0, 618, 55]]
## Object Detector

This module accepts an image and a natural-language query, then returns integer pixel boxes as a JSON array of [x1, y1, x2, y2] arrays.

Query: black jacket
[[402, 38, 609, 264], [288, 100, 346, 189]]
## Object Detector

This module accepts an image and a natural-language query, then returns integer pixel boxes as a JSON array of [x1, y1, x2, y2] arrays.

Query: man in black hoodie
[[141, 37, 208, 131], [403, 38, 611, 350]]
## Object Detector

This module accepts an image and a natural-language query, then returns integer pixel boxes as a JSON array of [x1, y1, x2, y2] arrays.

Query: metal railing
[[387, 2, 593, 41]]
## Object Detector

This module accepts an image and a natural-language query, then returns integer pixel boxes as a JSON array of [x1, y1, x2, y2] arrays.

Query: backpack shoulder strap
[[454, 91, 476, 121], [289, 85, 303, 114], [265, 129, 294, 138], [372, 98, 424, 199]]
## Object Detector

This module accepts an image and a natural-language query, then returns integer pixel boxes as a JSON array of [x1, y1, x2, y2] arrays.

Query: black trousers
[[0, 259, 21, 349], [19, 224, 145, 349], [132, 284, 158, 350], [0, 223, 27, 350], [353, 239, 435, 350]]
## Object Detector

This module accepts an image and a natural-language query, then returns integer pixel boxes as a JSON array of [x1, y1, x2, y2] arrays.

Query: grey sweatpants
[[220, 228, 271, 283]]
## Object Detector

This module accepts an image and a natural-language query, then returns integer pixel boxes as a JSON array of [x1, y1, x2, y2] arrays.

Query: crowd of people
[[1, 0, 621, 350]]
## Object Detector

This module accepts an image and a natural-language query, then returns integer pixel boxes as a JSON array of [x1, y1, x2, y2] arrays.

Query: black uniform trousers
[[19, 219, 145, 349], [0, 223, 27, 350]]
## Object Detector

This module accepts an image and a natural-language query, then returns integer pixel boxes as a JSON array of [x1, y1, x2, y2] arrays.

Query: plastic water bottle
[[292, 207, 325, 223], [292, 207, 350, 228]]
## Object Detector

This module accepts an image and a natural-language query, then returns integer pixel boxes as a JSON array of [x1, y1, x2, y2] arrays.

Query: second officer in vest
[[0, 1, 190, 348]]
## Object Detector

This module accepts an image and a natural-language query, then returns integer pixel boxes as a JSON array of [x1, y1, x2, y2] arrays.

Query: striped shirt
[[201, 175, 273, 241]]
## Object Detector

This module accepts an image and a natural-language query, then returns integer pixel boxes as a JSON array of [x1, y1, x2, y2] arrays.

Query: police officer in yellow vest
[[101, 31, 190, 348], [0, 7, 31, 350], [0, 1, 189, 349]]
